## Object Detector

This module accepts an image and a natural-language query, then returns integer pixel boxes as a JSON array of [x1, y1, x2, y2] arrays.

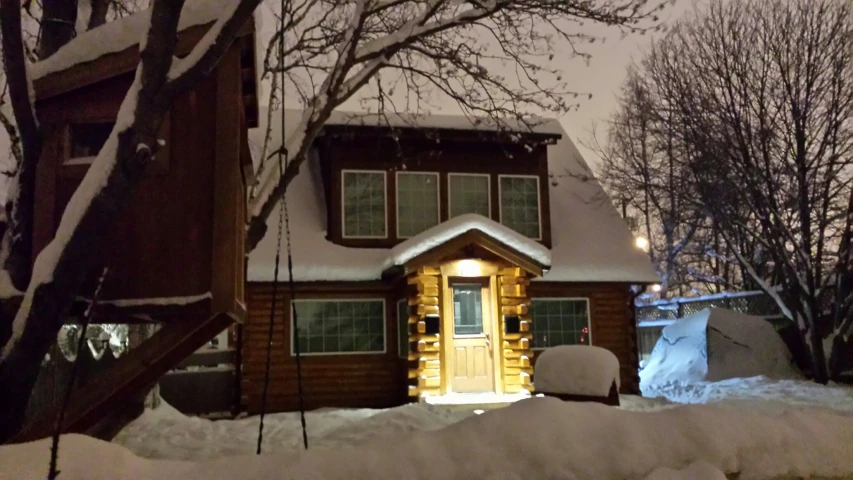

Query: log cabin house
[[243, 110, 659, 413], [16, 2, 258, 440]]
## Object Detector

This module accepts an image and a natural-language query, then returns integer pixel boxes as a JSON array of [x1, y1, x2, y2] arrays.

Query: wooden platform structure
[[13, 10, 259, 441]]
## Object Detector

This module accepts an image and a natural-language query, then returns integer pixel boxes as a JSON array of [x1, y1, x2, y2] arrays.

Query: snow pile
[[534, 345, 620, 396], [645, 375, 853, 415], [113, 401, 470, 461], [640, 308, 801, 396], [5, 397, 853, 479]]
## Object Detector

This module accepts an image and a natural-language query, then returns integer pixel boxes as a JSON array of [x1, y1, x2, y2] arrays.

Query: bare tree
[[629, 0, 853, 383], [589, 66, 704, 298], [0, 0, 261, 442], [246, 0, 673, 249]]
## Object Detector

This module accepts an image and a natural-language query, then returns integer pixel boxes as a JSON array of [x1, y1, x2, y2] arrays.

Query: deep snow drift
[[5, 396, 853, 480], [640, 308, 801, 396]]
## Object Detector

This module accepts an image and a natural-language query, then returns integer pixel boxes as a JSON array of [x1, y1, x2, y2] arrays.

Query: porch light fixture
[[651, 284, 662, 292], [458, 259, 482, 277]]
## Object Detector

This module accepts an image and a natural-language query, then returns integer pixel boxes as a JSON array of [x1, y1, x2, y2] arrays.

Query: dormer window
[[67, 122, 113, 165], [499, 175, 541, 239], [342, 169, 387, 238], [449, 173, 490, 219], [396, 171, 439, 237]]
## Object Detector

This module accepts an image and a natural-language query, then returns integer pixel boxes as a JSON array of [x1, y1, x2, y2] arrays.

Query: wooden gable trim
[[34, 18, 258, 126], [384, 228, 547, 280]]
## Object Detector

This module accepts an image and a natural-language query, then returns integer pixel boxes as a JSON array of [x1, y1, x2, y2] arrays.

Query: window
[[499, 175, 541, 239], [68, 122, 113, 165], [530, 299, 590, 349], [292, 299, 385, 355], [396, 172, 439, 237], [342, 170, 387, 238], [398, 299, 409, 358], [453, 284, 483, 336], [448, 173, 490, 219]]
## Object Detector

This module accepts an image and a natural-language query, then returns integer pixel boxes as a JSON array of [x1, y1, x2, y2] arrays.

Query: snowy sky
[[0, 0, 696, 188]]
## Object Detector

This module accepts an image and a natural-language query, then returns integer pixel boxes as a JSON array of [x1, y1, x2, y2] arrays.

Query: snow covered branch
[[246, 0, 671, 250]]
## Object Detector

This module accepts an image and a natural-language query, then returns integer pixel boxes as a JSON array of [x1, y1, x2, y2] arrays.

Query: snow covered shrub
[[534, 345, 620, 404]]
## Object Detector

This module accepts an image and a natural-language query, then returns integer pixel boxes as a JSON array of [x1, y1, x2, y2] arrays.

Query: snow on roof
[[388, 214, 551, 269], [247, 109, 659, 284], [30, 0, 242, 80]]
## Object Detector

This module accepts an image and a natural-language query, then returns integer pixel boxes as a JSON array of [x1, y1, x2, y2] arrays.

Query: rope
[[256, 0, 308, 453], [254, 168, 285, 455], [48, 267, 109, 480]]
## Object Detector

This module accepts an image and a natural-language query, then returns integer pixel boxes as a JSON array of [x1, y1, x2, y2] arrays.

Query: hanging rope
[[256, 0, 308, 453], [48, 267, 109, 480]]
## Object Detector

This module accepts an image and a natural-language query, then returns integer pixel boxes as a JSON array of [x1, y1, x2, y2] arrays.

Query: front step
[[12, 312, 236, 443]]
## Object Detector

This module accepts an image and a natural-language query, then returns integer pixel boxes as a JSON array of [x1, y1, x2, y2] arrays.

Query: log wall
[[406, 267, 442, 397], [528, 282, 639, 394], [242, 283, 406, 413], [498, 267, 534, 393]]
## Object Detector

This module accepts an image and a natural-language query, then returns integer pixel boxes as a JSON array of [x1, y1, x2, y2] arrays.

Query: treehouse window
[[499, 175, 541, 239], [292, 299, 386, 355], [398, 299, 409, 358], [530, 299, 590, 349], [68, 122, 113, 165], [342, 170, 387, 238], [448, 173, 490, 219], [396, 171, 439, 237]]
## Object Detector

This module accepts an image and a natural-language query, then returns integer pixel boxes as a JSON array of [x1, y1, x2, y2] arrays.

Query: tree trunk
[[88, 0, 110, 30], [827, 334, 846, 381], [38, 0, 79, 60]]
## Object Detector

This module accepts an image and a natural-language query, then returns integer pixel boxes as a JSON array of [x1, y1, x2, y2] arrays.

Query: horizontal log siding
[[528, 282, 639, 394], [243, 283, 407, 413]]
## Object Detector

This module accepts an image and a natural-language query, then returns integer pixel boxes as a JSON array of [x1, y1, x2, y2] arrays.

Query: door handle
[[485, 332, 491, 348]]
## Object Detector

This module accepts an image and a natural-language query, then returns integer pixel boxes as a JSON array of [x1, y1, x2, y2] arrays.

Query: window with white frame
[[342, 170, 387, 238], [530, 299, 590, 349], [397, 299, 409, 358], [292, 299, 385, 355], [396, 172, 439, 237], [499, 175, 541, 239], [448, 173, 490, 219]]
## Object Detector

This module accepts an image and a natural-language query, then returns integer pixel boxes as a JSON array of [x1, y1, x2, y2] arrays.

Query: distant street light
[[651, 284, 662, 292], [635, 236, 650, 251]]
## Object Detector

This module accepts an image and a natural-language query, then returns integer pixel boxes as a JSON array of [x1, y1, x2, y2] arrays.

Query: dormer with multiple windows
[[314, 125, 559, 249]]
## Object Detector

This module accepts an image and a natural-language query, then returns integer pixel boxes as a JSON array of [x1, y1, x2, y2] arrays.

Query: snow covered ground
[[4, 308, 853, 480], [4, 385, 853, 480]]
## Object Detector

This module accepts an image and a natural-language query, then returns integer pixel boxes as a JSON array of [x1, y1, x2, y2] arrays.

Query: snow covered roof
[[31, 1, 242, 81], [247, 109, 660, 284], [386, 213, 552, 274]]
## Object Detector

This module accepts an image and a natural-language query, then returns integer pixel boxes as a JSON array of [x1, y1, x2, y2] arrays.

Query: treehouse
[[16, 5, 259, 440], [242, 111, 661, 413]]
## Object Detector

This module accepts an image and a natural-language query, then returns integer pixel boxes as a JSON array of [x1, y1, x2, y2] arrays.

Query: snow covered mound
[[5, 398, 853, 480], [640, 308, 801, 395], [534, 345, 620, 396]]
